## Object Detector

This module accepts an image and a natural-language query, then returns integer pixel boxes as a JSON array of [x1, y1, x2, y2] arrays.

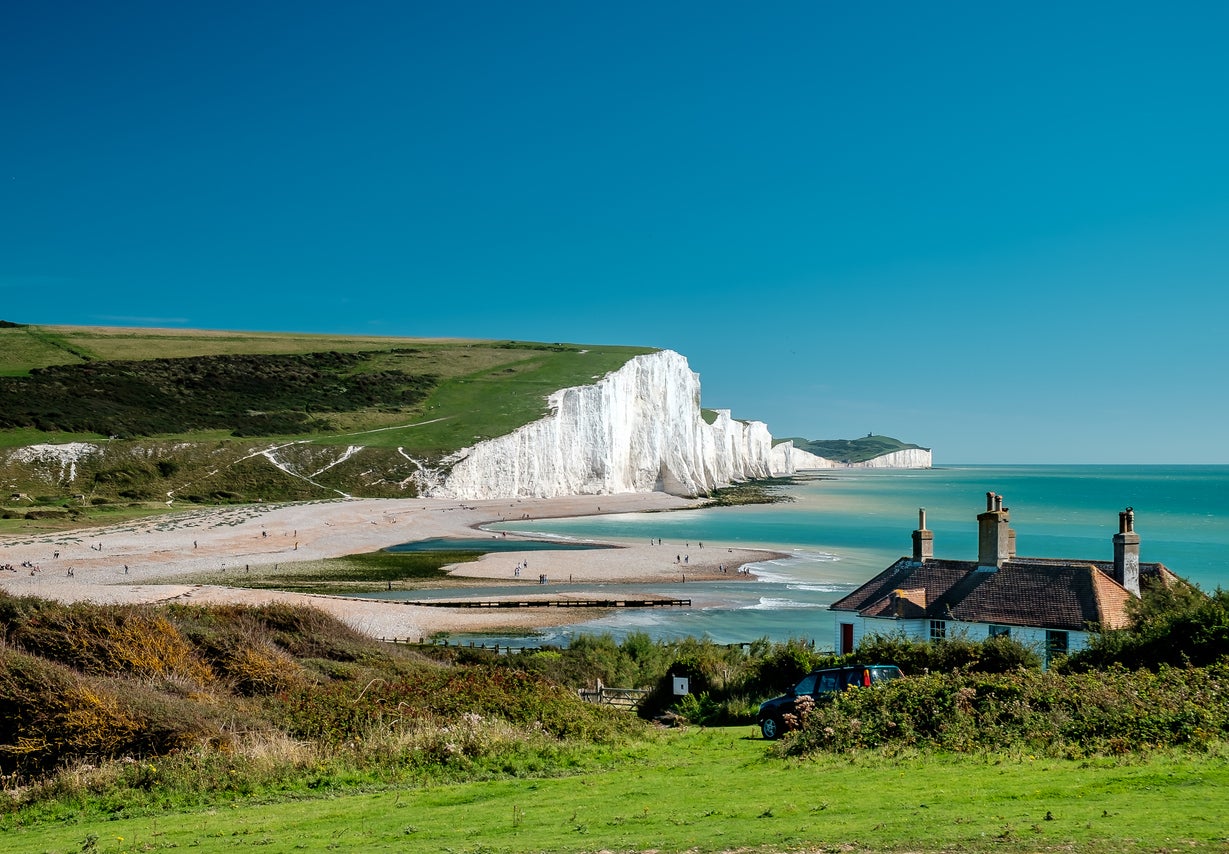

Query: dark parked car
[[757, 663, 903, 739]]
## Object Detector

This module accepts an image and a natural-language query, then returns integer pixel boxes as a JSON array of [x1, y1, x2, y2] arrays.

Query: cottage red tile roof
[[831, 555, 1176, 632]]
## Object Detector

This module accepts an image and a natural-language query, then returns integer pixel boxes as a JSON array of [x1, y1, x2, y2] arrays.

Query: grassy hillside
[[4, 592, 1229, 853], [0, 324, 654, 517], [778, 433, 929, 463]]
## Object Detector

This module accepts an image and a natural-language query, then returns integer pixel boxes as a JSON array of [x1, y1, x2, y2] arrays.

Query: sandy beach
[[0, 492, 785, 643]]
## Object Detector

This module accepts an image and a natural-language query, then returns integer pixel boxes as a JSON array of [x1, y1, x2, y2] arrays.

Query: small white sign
[[673, 677, 689, 696]]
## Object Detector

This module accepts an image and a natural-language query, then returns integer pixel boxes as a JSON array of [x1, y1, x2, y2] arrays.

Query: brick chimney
[[1113, 507, 1141, 596], [912, 507, 933, 563], [977, 491, 1012, 569]]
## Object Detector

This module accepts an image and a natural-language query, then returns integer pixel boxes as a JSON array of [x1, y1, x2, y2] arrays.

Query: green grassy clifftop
[[0, 323, 654, 521]]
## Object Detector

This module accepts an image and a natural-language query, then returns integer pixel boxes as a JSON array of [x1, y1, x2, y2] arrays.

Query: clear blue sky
[[4, 2, 1228, 464]]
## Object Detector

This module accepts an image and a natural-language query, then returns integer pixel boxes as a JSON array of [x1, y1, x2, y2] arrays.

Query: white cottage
[[829, 493, 1181, 667]]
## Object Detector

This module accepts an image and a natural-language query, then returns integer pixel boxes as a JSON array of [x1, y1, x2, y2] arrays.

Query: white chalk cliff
[[847, 448, 932, 469], [770, 442, 932, 472], [429, 350, 777, 500], [769, 442, 837, 472]]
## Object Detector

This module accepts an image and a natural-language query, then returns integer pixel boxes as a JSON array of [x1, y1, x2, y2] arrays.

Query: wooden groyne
[[406, 598, 691, 609]]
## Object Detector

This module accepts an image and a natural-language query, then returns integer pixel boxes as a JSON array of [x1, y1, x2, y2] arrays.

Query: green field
[[4, 727, 1225, 853]]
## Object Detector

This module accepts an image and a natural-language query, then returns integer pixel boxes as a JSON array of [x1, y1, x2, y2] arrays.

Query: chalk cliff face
[[848, 448, 932, 469], [770, 442, 933, 472], [770, 442, 837, 472], [430, 350, 777, 500]]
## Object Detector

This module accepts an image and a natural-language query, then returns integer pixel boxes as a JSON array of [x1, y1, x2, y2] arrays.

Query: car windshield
[[794, 673, 818, 695], [867, 666, 903, 683]]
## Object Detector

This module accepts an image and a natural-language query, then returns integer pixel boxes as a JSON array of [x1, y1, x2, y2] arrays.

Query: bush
[[0, 650, 145, 774], [271, 666, 642, 747], [781, 663, 1229, 758], [1065, 584, 1229, 672], [854, 631, 1041, 674], [1, 597, 215, 686]]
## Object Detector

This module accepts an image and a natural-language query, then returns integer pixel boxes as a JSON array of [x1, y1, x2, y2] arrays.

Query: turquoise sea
[[381, 466, 1229, 649]]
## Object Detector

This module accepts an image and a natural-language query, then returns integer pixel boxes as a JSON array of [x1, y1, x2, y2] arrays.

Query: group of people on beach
[[512, 560, 548, 584], [3, 560, 43, 575]]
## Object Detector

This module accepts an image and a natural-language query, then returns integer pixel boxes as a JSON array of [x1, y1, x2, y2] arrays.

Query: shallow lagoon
[[386, 466, 1229, 648]]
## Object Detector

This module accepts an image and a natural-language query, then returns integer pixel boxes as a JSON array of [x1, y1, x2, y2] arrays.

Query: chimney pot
[[1113, 507, 1141, 596], [977, 491, 1011, 569], [912, 507, 934, 562]]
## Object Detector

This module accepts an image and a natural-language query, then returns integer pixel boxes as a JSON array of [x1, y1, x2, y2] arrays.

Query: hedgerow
[[780, 664, 1229, 758]]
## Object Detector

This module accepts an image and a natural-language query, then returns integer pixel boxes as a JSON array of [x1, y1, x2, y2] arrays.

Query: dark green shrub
[[740, 638, 834, 699], [1065, 584, 1229, 672], [782, 663, 1229, 758], [853, 631, 1041, 674]]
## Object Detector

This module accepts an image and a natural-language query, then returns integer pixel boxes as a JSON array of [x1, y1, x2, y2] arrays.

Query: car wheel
[[760, 716, 783, 740]]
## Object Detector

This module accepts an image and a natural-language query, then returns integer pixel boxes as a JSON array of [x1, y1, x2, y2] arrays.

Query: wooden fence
[[577, 685, 650, 710]]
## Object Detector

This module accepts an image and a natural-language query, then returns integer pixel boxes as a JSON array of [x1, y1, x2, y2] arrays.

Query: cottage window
[[929, 619, 946, 641], [989, 624, 1011, 639], [1046, 630, 1069, 666]]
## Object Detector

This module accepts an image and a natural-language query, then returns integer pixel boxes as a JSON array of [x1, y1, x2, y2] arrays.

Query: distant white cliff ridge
[[431, 349, 931, 500], [768, 444, 933, 472]]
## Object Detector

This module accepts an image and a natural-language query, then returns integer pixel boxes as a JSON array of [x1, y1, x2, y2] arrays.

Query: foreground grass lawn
[[5, 727, 1228, 853]]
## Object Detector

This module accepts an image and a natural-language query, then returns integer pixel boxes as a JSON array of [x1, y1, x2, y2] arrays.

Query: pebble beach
[[0, 493, 785, 642]]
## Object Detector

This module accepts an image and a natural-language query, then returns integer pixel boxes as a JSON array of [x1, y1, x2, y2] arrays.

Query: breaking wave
[[743, 596, 824, 611]]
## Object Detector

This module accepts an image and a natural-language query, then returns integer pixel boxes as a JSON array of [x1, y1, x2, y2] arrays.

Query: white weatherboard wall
[[431, 350, 778, 500], [832, 617, 1088, 667]]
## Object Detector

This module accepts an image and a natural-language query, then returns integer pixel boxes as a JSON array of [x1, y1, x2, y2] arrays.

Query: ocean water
[[387, 466, 1229, 649]]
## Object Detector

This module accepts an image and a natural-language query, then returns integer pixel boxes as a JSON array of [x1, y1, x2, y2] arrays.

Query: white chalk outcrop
[[770, 442, 837, 472], [849, 448, 932, 469], [770, 443, 932, 472], [8, 442, 100, 483], [429, 350, 776, 500]]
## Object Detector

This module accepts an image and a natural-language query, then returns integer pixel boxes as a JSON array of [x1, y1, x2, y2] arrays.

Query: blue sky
[[4, 2, 1228, 464]]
